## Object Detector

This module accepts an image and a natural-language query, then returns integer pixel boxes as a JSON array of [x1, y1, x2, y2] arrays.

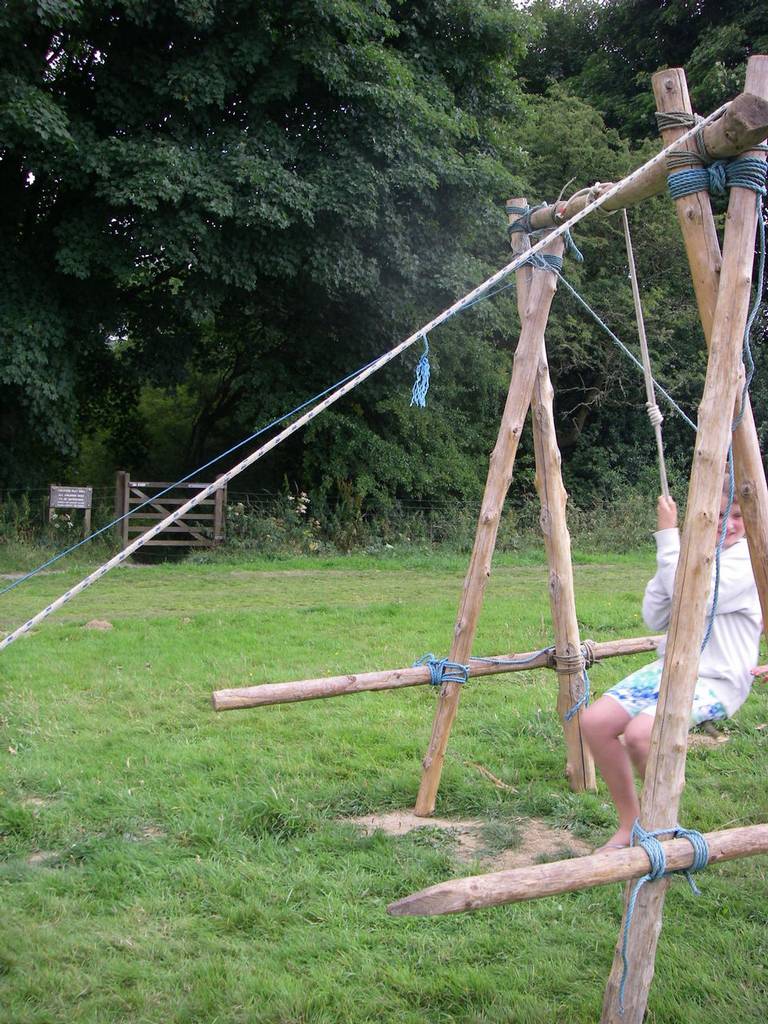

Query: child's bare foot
[[593, 828, 633, 854]]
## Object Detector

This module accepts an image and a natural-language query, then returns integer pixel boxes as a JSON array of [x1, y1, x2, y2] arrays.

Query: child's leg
[[580, 695, 638, 847], [622, 681, 728, 779], [622, 711, 655, 779]]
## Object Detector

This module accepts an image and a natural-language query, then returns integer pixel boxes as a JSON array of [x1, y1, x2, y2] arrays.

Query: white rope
[[622, 208, 670, 498], [0, 101, 730, 652]]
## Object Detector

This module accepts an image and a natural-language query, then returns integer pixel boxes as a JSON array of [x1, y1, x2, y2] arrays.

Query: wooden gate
[[114, 472, 227, 549]]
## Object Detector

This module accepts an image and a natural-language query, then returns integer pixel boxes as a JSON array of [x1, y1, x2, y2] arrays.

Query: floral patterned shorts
[[603, 661, 727, 725]]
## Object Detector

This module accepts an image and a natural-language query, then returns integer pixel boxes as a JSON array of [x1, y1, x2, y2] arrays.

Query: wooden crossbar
[[211, 634, 661, 711], [525, 91, 768, 230], [387, 824, 768, 917]]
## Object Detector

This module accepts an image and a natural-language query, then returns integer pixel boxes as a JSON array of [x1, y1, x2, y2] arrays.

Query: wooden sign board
[[49, 485, 93, 537], [49, 486, 92, 510]]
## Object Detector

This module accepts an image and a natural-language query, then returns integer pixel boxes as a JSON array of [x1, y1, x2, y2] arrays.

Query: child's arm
[[642, 496, 679, 631]]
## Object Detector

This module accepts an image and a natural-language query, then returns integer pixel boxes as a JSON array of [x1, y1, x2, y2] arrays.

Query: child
[[580, 485, 762, 851]]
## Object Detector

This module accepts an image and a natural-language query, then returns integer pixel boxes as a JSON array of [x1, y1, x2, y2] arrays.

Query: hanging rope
[[702, 449, 735, 651], [621, 209, 670, 498], [551, 272, 698, 432], [410, 334, 431, 408]]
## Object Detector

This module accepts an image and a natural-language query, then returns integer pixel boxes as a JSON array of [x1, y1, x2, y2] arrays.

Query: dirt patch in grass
[[488, 819, 591, 870], [26, 850, 59, 867], [687, 731, 730, 749], [84, 619, 114, 630], [124, 825, 166, 841], [344, 810, 591, 869]]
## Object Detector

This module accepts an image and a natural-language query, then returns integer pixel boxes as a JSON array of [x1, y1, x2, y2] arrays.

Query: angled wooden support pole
[[509, 222, 596, 792], [414, 201, 565, 816], [653, 62, 768, 634], [600, 56, 768, 1024]]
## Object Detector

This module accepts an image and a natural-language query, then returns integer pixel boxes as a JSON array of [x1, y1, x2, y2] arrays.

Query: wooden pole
[[525, 91, 768, 230], [600, 58, 768, 1024], [387, 824, 768, 917], [414, 205, 565, 816], [115, 471, 130, 547], [509, 224, 596, 792], [211, 634, 662, 711], [213, 475, 226, 542], [652, 63, 768, 637]]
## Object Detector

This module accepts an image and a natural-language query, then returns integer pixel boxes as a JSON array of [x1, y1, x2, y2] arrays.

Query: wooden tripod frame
[[400, 57, 768, 1024]]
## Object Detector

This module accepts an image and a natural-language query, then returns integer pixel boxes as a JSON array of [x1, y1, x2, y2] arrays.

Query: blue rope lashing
[[506, 202, 583, 263], [702, 174, 765, 649], [618, 820, 710, 1014], [414, 654, 470, 687], [667, 154, 768, 202], [410, 333, 431, 408], [524, 251, 564, 273], [506, 201, 549, 236]]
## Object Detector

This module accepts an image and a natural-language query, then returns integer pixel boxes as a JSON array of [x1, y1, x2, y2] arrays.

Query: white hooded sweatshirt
[[642, 529, 762, 715]]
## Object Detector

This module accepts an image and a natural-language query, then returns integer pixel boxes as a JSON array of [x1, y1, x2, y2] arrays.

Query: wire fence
[[0, 483, 657, 559]]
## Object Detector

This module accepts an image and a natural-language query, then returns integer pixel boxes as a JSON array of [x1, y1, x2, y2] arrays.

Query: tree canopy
[[2, 0, 766, 511]]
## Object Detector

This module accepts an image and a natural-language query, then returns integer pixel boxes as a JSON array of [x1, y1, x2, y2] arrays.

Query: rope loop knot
[[413, 654, 470, 687], [646, 402, 664, 428], [618, 819, 710, 1013]]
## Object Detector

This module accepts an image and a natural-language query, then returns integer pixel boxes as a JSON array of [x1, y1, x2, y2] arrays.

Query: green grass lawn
[[1, 550, 767, 1023]]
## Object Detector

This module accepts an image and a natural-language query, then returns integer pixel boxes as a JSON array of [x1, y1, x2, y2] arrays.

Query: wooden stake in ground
[[414, 204, 565, 817], [510, 222, 596, 792], [652, 64, 768, 637], [600, 56, 768, 1024]]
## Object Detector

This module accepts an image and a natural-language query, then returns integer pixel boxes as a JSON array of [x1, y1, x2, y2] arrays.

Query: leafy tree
[[1, 0, 535, 502], [523, 0, 768, 138]]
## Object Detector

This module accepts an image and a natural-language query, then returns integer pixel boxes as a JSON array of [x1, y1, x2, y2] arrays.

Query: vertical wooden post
[[652, 61, 768, 636], [115, 471, 130, 548], [510, 228, 597, 792], [414, 201, 565, 816], [213, 476, 227, 542], [600, 59, 768, 1023]]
